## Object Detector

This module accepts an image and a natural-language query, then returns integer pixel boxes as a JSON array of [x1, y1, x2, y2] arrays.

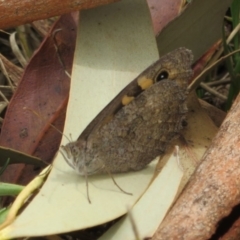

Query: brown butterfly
[[61, 47, 193, 202]]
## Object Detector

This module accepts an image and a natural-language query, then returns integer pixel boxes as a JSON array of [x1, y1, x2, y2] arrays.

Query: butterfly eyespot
[[156, 70, 169, 82]]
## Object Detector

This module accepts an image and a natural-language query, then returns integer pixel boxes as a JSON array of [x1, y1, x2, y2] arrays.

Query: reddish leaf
[[0, 13, 78, 184], [147, 0, 183, 35], [192, 40, 222, 80]]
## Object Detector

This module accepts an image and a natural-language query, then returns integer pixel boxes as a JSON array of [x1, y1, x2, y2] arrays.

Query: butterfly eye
[[71, 146, 78, 157], [156, 70, 169, 82]]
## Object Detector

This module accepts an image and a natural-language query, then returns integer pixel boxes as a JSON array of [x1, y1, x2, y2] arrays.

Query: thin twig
[[188, 48, 240, 92], [0, 90, 9, 103], [206, 78, 231, 87], [206, 23, 240, 68], [0, 58, 15, 93], [0, 85, 17, 89], [200, 82, 227, 101]]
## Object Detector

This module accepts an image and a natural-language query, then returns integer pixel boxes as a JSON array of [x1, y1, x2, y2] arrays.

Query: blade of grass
[[0, 208, 10, 225], [0, 183, 24, 197]]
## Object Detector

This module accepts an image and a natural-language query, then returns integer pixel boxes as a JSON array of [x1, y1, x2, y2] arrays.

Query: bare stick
[[188, 48, 240, 92]]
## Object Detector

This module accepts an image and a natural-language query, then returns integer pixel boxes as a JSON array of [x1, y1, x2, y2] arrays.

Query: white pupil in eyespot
[[156, 71, 169, 82]]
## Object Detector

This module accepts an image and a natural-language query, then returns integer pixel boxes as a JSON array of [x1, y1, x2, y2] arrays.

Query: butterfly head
[[60, 140, 104, 176], [60, 142, 82, 173]]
